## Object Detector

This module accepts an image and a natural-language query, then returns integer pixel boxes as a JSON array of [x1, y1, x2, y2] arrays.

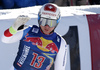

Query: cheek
[[50, 28, 54, 31], [51, 27, 55, 30], [40, 25, 44, 29]]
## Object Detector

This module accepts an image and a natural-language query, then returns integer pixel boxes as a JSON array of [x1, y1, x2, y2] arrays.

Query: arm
[[54, 38, 68, 70], [1, 15, 30, 43], [1, 29, 23, 43]]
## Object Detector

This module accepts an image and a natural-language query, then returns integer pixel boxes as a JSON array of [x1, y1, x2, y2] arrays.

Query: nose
[[45, 25, 50, 28]]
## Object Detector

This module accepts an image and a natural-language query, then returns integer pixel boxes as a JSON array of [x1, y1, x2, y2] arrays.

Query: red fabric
[[87, 14, 100, 70], [70, 0, 73, 6], [4, 29, 13, 37]]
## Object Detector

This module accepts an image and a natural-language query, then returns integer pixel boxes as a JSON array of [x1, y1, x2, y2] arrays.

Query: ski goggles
[[39, 17, 59, 27]]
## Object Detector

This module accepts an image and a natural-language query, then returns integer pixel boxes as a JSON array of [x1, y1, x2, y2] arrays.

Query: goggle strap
[[57, 17, 60, 23]]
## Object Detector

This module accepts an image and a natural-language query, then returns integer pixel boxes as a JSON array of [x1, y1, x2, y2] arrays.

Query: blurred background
[[0, 0, 100, 9]]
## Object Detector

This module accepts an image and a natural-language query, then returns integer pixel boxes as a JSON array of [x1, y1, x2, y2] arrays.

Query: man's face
[[40, 25, 55, 35]]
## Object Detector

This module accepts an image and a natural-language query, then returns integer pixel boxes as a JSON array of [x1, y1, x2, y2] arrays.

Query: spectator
[[49, 0, 89, 6], [36, 0, 49, 5], [2, 0, 49, 9], [89, 0, 100, 5], [76, 0, 89, 6], [49, 0, 70, 6], [2, 0, 14, 9], [14, 0, 36, 8], [0, 0, 3, 9]]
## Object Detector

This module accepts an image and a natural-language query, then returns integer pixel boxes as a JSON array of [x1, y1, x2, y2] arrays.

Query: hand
[[12, 15, 30, 31]]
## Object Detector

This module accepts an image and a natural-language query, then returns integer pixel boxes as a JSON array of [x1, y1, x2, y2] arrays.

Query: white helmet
[[38, 3, 61, 27]]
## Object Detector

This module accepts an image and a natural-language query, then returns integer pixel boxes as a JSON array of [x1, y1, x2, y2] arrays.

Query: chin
[[44, 32, 49, 35]]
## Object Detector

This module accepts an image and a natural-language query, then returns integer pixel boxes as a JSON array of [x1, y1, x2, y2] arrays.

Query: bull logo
[[24, 33, 58, 53]]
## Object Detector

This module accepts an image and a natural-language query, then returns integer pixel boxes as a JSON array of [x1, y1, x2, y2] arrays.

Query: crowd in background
[[0, 0, 100, 9], [0, 0, 48, 9]]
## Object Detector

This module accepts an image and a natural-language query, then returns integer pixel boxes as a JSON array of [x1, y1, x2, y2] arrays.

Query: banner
[[87, 14, 100, 70]]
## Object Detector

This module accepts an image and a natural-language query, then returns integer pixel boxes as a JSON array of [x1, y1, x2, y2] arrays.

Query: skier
[[1, 3, 67, 70]]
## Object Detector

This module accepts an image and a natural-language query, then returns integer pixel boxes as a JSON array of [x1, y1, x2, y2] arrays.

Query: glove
[[9, 15, 30, 34]]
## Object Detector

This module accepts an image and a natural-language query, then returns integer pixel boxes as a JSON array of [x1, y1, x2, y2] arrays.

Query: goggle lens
[[39, 18, 57, 27]]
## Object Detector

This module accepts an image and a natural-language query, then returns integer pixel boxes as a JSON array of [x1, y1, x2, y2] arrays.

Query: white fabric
[[10, 66, 17, 70], [54, 37, 68, 70], [1, 31, 23, 43]]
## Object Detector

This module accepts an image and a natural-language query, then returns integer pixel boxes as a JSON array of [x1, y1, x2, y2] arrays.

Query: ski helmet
[[38, 3, 61, 28]]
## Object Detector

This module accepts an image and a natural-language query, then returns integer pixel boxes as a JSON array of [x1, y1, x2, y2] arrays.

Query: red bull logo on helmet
[[24, 33, 58, 53]]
